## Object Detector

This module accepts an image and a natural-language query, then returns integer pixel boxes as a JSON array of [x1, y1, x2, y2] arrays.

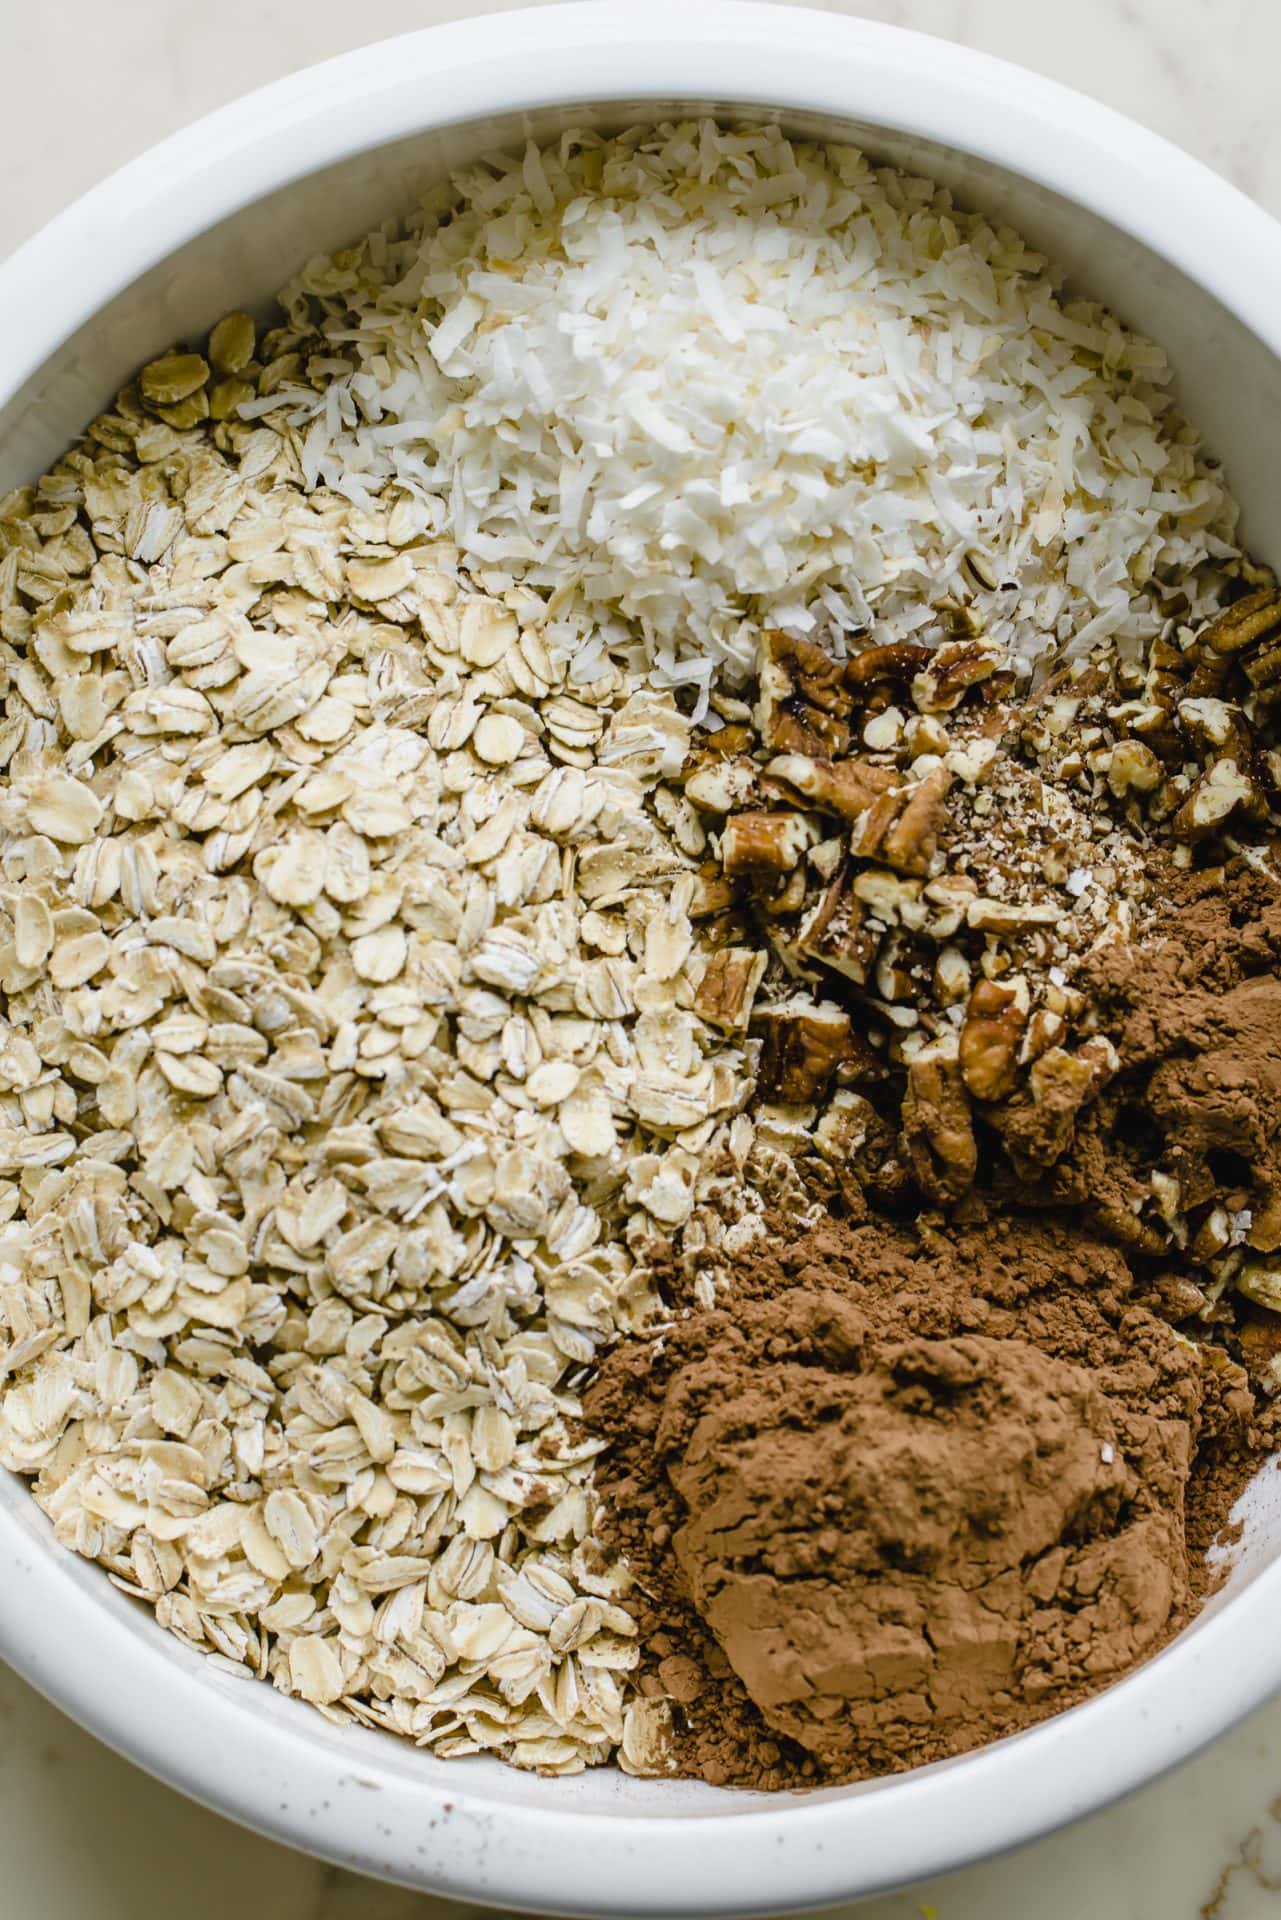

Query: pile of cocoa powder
[[585, 865, 1281, 1789], [1011, 857, 1281, 1276]]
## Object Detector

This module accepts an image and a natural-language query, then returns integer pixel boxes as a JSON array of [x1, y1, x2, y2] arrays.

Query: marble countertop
[[5, 1, 1281, 1915]]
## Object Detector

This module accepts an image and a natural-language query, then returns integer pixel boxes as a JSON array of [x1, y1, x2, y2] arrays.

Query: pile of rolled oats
[[0, 320, 760, 1772]]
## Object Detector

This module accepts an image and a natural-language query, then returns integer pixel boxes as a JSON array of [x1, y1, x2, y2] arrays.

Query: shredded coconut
[[265, 122, 1238, 689]]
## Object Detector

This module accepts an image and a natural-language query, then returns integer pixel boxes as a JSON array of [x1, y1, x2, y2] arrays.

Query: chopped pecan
[[1031, 658, 1109, 710], [762, 630, 850, 713], [694, 947, 768, 1032], [1243, 640, 1281, 709], [720, 811, 816, 880], [793, 864, 880, 985], [1248, 1177, 1281, 1255], [752, 996, 855, 1103], [1106, 738, 1162, 797], [921, 873, 978, 939], [845, 765, 952, 877], [811, 1088, 877, 1160], [901, 1039, 977, 1202], [689, 864, 737, 917], [765, 752, 903, 823], [1197, 585, 1281, 656], [697, 907, 757, 950], [879, 765, 952, 875], [833, 1029, 892, 1086], [933, 944, 971, 1006], [755, 630, 852, 756], [843, 641, 933, 695], [849, 785, 913, 864], [812, 1089, 906, 1208], [1113, 698, 1182, 761], [1177, 696, 1252, 756], [1191, 1206, 1232, 1261], [684, 757, 764, 814], [764, 707, 852, 757], [809, 835, 845, 880], [1144, 630, 1195, 710], [852, 868, 926, 928], [1148, 1271, 1210, 1320], [1184, 650, 1235, 699], [875, 933, 916, 1004], [1170, 758, 1260, 844], [965, 895, 1063, 934], [959, 978, 1027, 1102], [994, 1039, 1114, 1172], [911, 639, 1003, 714], [1020, 1005, 1066, 1064], [758, 868, 810, 916], [707, 724, 753, 756]]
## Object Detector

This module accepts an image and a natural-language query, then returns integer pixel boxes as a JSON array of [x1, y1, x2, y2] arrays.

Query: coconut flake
[[270, 122, 1239, 688]]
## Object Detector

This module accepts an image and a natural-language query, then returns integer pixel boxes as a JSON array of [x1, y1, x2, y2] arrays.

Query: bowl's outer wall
[[5, 13, 1281, 1917]]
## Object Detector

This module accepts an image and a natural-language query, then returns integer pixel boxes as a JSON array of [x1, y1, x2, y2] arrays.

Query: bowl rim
[[4, 4, 1281, 1912]]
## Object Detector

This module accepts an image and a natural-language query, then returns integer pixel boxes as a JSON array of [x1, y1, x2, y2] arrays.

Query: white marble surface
[[5, 1, 1281, 1915]]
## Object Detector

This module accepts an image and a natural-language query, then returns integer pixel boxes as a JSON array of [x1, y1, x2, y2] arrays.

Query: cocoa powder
[[1009, 858, 1281, 1270], [585, 1209, 1275, 1789]]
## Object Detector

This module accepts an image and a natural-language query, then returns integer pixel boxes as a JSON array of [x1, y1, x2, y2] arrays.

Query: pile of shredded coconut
[[260, 122, 1240, 701]]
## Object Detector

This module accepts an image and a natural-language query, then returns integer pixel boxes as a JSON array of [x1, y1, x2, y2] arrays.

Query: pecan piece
[[765, 707, 852, 757], [879, 765, 952, 875], [848, 785, 914, 864], [1236, 1267, 1281, 1313], [720, 811, 816, 880], [1170, 758, 1260, 844], [845, 765, 953, 878], [1197, 585, 1281, 656], [959, 978, 1027, 1102], [901, 1039, 977, 1203], [752, 997, 855, 1103], [1020, 1006, 1066, 1065], [694, 947, 769, 1032], [1113, 698, 1182, 761], [933, 944, 971, 1006], [1144, 630, 1195, 709], [1248, 1177, 1281, 1255], [697, 907, 757, 950], [689, 864, 737, 917], [706, 724, 753, 757], [994, 1038, 1116, 1172], [1177, 696, 1252, 757], [765, 751, 903, 823], [755, 630, 852, 756], [758, 868, 810, 916], [1106, 738, 1162, 797], [793, 864, 880, 985], [911, 639, 1004, 714], [966, 895, 1063, 934], [759, 630, 849, 712], [843, 641, 933, 693], [811, 1089, 905, 1207], [1242, 639, 1281, 710], [684, 757, 765, 814]]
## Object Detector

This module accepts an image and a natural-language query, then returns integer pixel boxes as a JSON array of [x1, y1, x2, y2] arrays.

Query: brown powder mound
[[585, 1214, 1274, 1789], [1012, 859, 1281, 1265]]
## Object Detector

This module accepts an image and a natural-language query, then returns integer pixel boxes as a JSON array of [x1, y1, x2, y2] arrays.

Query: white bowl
[[4, 5, 1281, 1911]]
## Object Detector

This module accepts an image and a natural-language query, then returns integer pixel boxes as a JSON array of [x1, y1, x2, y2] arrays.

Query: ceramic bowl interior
[[4, 11, 1281, 1914]]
